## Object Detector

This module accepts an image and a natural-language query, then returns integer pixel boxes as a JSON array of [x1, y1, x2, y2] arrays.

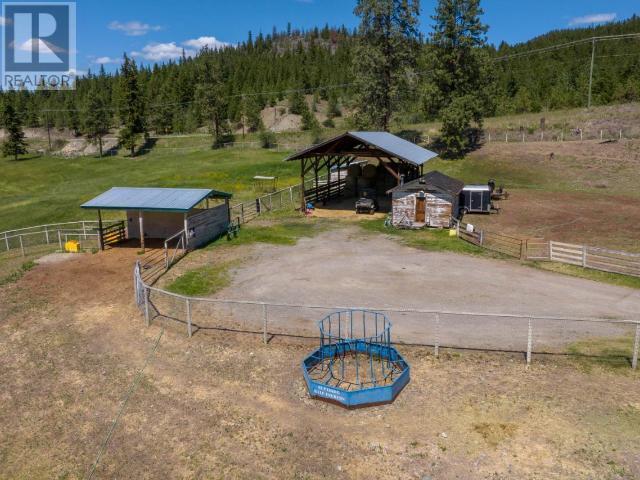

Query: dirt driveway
[[216, 228, 640, 349]]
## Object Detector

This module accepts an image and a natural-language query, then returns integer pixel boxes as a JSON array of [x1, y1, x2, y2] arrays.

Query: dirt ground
[[198, 228, 640, 351], [1, 244, 640, 479], [464, 139, 640, 252]]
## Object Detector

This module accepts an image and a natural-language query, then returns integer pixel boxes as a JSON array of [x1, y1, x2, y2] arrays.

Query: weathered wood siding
[[391, 192, 416, 226], [391, 191, 454, 228], [186, 204, 229, 249], [425, 192, 454, 228]]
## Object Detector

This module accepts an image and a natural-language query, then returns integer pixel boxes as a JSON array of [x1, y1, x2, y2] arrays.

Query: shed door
[[471, 192, 483, 211], [415, 197, 426, 222]]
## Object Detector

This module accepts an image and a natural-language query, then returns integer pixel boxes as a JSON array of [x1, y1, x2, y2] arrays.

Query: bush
[[259, 128, 277, 149], [322, 118, 335, 128]]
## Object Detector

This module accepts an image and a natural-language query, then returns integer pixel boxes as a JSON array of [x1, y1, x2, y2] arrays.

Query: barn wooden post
[[97, 209, 104, 251], [300, 158, 307, 213], [183, 213, 189, 250], [138, 210, 145, 252]]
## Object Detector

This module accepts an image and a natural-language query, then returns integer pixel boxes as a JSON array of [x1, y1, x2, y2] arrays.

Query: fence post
[[269, 193, 273, 211], [582, 245, 587, 268], [82, 221, 87, 239], [522, 132, 525, 143], [241, 203, 245, 224], [505, 133, 508, 143], [3, 232, 8, 251], [540, 131, 544, 141], [144, 286, 150, 327], [289, 186, 294, 206], [262, 303, 268, 345], [600, 130, 603, 140], [45, 227, 49, 244], [632, 323, 640, 370], [479, 230, 484, 246], [186, 298, 192, 338], [19, 235, 25, 257], [520, 239, 526, 260], [488, 132, 491, 142], [526, 318, 533, 367], [434, 313, 440, 358], [58, 230, 62, 250]]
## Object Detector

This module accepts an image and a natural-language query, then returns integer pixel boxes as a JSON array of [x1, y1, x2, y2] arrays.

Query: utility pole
[[588, 38, 596, 109]]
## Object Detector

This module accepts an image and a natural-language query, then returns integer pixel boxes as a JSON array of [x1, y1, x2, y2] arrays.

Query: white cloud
[[132, 42, 188, 61], [132, 36, 232, 61], [569, 13, 617, 26], [182, 36, 229, 51], [93, 56, 120, 64], [108, 20, 162, 36]]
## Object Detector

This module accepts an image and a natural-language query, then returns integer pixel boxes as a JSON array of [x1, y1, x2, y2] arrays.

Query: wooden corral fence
[[100, 221, 126, 248], [549, 241, 640, 277], [454, 219, 640, 278]]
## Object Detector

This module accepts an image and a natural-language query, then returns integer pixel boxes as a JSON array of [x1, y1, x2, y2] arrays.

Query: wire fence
[[133, 262, 640, 369], [0, 220, 120, 259], [483, 126, 636, 144]]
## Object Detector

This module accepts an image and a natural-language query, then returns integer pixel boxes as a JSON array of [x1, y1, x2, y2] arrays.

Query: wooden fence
[[454, 219, 640, 278], [549, 241, 640, 277]]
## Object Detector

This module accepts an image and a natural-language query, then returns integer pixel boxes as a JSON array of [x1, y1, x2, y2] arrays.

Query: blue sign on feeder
[[302, 309, 410, 408]]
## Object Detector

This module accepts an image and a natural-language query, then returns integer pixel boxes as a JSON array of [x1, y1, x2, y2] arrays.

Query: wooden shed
[[388, 171, 464, 228]]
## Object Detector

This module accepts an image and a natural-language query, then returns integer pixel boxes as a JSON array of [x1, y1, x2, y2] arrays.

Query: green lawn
[[0, 148, 299, 232]]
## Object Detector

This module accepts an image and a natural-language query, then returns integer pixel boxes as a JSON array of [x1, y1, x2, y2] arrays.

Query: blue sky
[[73, 0, 638, 74]]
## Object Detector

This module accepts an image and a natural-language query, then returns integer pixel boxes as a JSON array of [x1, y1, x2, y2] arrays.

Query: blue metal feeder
[[302, 309, 410, 408]]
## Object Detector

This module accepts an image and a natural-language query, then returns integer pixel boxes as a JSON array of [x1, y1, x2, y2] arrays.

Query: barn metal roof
[[285, 131, 439, 166], [389, 171, 465, 195], [81, 187, 232, 212]]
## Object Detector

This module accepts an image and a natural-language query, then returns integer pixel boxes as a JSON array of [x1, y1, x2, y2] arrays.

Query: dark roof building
[[389, 171, 465, 196]]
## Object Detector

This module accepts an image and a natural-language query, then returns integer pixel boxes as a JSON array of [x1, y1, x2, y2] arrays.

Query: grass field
[[0, 148, 299, 232]]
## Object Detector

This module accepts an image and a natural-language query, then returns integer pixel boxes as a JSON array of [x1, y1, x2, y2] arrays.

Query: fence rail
[[132, 261, 640, 369], [454, 219, 640, 278], [0, 220, 121, 257]]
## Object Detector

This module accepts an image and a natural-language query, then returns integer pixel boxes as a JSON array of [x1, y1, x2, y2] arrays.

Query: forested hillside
[[1, 16, 639, 135]]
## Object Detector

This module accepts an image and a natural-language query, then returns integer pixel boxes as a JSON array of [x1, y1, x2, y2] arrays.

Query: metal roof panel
[[81, 187, 231, 212], [348, 131, 439, 166]]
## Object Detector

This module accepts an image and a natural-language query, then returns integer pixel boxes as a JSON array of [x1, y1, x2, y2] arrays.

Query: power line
[[493, 32, 640, 62]]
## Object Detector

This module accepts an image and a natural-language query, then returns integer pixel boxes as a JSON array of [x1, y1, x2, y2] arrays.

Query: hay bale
[[347, 164, 362, 177], [362, 164, 377, 179]]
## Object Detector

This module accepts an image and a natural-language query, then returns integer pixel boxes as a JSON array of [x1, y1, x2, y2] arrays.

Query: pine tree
[[352, 0, 421, 130], [195, 60, 229, 147], [83, 90, 111, 157], [424, 0, 493, 158], [288, 90, 306, 115], [117, 54, 146, 157], [2, 103, 28, 160]]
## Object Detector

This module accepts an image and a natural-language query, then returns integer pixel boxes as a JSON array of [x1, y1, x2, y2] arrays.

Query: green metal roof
[[81, 187, 232, 213]]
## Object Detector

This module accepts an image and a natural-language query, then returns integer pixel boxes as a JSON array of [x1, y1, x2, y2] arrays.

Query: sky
[[64, 0, 640, 74]]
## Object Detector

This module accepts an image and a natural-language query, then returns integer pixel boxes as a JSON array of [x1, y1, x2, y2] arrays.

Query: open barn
[[285, 132, 439, 214], [81, 187, 232, 252], [389, 171, 464, 228]]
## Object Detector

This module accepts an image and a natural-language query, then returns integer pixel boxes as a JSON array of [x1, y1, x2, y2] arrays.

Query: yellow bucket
[[65, 240, 80, 253], [449, 228, 457, 237]]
